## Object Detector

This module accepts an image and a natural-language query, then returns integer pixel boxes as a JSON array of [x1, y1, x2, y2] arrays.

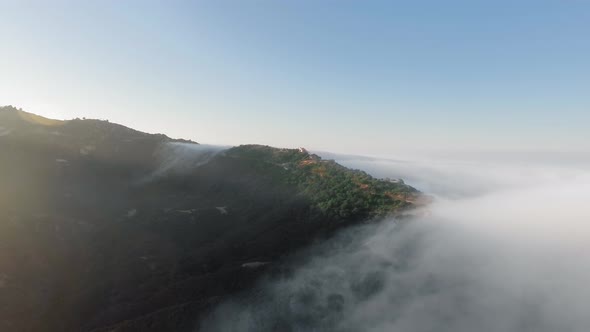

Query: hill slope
[[0, 106, 419, 332]]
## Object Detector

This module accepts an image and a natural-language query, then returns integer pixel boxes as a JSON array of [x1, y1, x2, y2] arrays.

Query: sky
[[1, 0, 589, 156]]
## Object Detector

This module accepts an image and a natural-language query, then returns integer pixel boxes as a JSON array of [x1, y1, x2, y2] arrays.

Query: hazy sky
[[1, 0, 589, 155]]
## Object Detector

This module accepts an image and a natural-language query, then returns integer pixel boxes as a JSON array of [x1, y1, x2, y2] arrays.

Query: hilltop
[[0, 106, 420, 332]]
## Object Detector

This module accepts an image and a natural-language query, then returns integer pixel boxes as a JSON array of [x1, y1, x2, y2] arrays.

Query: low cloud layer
[[201, 152, 590, 332]]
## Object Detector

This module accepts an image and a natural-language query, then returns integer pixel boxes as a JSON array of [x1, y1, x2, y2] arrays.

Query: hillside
[[0, 106, 420, 332]]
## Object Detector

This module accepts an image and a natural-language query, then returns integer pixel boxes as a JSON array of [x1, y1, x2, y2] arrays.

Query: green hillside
[[0, 106, 420, 332]]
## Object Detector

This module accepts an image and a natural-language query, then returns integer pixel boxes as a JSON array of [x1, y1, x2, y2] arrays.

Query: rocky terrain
[[0, 106, 419, 332]]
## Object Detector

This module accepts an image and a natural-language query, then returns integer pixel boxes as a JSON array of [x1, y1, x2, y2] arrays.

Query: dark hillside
[[0, 106, 419, 332]]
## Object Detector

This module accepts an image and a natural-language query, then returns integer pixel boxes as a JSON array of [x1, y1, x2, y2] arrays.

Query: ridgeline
[[0, 106, 419, 332]]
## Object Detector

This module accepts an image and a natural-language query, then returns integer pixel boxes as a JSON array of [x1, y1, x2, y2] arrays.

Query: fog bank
[[202, 152, 590, 332]]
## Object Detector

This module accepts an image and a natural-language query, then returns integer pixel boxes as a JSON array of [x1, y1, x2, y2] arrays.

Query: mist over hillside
[[1, 107, 589, 332], [202, 153, 590, 332], [148, 143, 229, 180]]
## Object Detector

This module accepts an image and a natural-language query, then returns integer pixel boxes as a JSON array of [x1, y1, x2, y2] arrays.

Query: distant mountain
[[0, 106, 420, 332]]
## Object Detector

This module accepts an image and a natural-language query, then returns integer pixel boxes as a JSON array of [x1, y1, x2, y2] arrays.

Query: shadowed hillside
[[0, 106, 419, 332]]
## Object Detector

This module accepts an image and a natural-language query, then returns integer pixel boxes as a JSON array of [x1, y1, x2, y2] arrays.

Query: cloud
[[201, 152, 590, 332]]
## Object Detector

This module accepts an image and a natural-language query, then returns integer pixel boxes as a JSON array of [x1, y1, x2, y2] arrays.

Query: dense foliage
[[227, 145, 418, 220]]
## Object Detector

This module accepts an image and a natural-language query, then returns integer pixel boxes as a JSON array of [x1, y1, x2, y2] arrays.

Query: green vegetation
[[226, 145, 418, 220], [0, 109, 421, 332]]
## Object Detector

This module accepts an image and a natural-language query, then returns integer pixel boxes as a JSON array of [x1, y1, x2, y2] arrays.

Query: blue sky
[[1, 0, 589, 155]]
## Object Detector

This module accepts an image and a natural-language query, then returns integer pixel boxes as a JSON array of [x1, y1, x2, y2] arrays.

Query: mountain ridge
[[0, 106, 420, 332]]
